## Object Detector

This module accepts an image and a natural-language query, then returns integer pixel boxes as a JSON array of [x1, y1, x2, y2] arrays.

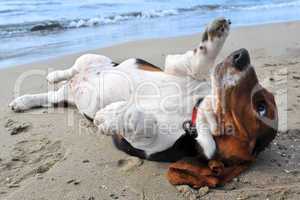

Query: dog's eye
[[256, 102, 267, 117], [199, 46, 204, 50]]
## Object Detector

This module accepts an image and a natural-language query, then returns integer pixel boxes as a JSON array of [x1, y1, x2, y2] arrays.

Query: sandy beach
[[1, 21, 300, 199]]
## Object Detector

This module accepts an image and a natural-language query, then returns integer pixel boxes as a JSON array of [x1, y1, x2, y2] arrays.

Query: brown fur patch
[[135, 59, 162, 72], [167, 159, 250, 188], [139, 65, 162, 72]]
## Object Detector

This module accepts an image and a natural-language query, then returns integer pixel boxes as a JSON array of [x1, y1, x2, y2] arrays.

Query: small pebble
[[67, 179, 75, 184], [82, 160, 90, 163], [198, 186, 209, 198], [110, 193, 119, 199], [236, 194, 250, 200], [36, 165, 50, 174], [176, 185, 192, 194], [176, 185, 209, 200], [7, 183, 20, 188], [281, 153, 287, 157], [74, 180, 81, 185], [36, 174, 43, 180], [101, 185, 108, 190], [277, 163, 282, 167], [233, 177, 240, 182], [5, 177, 11, 183], [11, 158, 20, 162]]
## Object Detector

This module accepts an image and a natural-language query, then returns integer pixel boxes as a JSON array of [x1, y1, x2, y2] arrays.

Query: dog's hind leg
[[47, 54, 114, 84], [47, 67, 78, 84], [9, 84, 74, 112]]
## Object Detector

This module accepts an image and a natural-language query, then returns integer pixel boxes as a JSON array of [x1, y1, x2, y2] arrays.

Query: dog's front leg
[[199, 96, 220, 136], [94, 101, 129, 135], [94, 102, 158, 149], [195, 112, 217, 160]]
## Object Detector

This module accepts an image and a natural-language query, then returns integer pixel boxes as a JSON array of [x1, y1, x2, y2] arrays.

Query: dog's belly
[[69, 58, 211, 119], [70, 69, 131, 117]]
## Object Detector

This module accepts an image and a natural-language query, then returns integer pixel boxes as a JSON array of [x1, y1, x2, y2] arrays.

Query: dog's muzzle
[[231, 48, 250, 71]]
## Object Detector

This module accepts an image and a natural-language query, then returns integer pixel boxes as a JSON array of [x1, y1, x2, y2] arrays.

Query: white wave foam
[[140, 9, 178, 18], [240, 0, 300, 11], [2, 1, 300, 35], [67, 9, 178, 28]]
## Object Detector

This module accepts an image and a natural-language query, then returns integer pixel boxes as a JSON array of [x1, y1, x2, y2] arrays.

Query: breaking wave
[[1, 1, 300, 38]]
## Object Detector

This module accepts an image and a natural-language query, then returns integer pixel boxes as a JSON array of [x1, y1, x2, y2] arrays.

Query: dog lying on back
[[9, 18, 231, 161], [9, 18, 277, 188]]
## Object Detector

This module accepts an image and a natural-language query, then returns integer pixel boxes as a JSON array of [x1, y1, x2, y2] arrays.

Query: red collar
[[183, 98, 204, 138], [191, 98, 203, 126]]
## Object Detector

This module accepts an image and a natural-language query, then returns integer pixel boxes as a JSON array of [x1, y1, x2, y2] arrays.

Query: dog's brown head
[[167, 49, 279, 188], [211, 48, 278, 158]]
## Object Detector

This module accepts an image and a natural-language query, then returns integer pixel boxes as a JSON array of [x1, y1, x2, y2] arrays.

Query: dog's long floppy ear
[[167, 158, 250, 188], [251, 88, 278, 156], [228, 67, 278, 156], [167, 158, 220, 188]]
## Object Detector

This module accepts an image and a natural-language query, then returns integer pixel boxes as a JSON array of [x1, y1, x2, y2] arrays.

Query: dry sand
[[0, 21, 300, 200]]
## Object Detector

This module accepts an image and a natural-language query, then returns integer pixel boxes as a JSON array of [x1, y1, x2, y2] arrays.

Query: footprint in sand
[[4, 119, 31, 135], [0, 137, 65, 188], [117, 156, 143, 172]]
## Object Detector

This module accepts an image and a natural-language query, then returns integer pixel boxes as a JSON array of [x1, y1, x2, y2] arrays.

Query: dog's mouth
[[202, 17, 231, 42]]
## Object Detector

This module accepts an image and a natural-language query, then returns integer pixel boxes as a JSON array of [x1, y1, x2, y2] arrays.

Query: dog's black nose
[[232, 48, 250, 70]]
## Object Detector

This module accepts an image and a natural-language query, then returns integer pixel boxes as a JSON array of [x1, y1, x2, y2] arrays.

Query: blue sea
[[0, 0, 300, 68]]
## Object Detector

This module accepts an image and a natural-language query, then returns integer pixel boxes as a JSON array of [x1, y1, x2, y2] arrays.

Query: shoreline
[[0, 21, 300, 200], [1, 20, 300, 70]]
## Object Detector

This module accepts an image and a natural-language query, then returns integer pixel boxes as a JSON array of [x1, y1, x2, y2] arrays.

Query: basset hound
[[9, 18, 273, 188], [167, 48, 278, 188]]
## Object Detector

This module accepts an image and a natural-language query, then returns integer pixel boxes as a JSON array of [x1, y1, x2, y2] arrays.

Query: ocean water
[[0, 0, 299, 68]]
